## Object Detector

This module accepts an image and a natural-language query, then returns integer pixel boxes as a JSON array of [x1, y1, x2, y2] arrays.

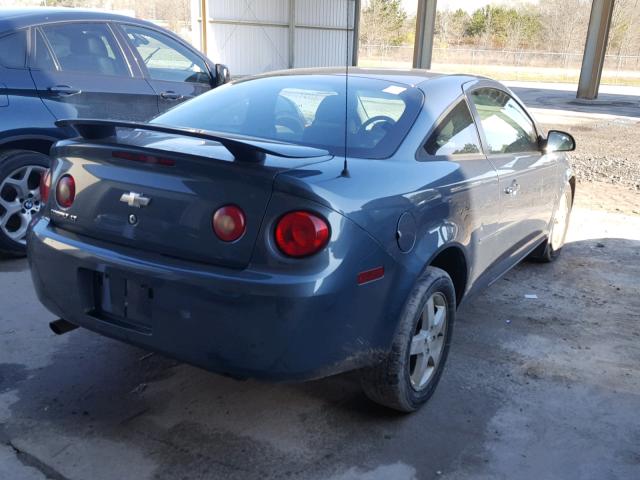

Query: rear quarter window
[[425, 101, 481, 156], [0, 31, 27, 68]]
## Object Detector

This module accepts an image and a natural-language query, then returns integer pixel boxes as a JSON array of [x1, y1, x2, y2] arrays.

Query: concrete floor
[[506, 81, 640, 120], [1, 185, 639, 480]]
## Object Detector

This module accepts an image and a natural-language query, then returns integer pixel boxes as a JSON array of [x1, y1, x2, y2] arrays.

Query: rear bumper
[[28, 217, 404, 381]]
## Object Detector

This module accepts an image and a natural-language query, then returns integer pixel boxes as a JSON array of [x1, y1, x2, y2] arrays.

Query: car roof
[[243, 67, 484, 89], [0, 7, 156, 34]]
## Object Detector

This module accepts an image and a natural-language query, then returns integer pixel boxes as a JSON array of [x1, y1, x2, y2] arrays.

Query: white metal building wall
[[192, 0, 358, 75]]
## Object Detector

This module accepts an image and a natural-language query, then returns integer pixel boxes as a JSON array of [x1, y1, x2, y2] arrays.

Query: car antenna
[[341, 22, 350, 179], [341, 156, 350, 178]]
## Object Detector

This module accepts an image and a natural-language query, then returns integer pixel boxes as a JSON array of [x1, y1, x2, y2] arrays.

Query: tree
[[504, 7, 542, 51], [608, 0, 640, 55], [360, 0, 408, 47], [435, 9, 471, 48], [465, 7, 488, 39], [538, 0, 591, 65]]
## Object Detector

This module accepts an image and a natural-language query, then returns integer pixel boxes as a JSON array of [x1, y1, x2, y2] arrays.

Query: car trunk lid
[[48, 124, 331, 269]]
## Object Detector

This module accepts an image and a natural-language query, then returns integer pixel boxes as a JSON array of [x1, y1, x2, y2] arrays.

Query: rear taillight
[[55, 174, 75, 208], [275, 211, 330, 258], [213, 205, 246, 242], [39, 169, 51, 203]]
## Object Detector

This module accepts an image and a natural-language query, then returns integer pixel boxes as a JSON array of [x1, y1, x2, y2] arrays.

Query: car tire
[[0, 150, 50, 257], [359, 267, 456, 413], [528, 183, 573, 263]]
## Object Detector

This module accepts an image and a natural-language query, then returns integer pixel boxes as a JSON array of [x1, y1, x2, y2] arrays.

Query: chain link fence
[[359, 45, 640, 85]]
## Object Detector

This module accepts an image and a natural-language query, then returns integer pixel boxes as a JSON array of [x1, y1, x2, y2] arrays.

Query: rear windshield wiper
[[56, 119, 330, 163]]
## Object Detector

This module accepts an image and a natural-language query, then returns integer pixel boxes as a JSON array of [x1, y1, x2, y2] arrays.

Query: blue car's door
[[28, 22, 159, 122], [0, 29, 61, 139], [467, 85, 557, 263], [421, 98, 502, 288], [116, 23, 212, 114]]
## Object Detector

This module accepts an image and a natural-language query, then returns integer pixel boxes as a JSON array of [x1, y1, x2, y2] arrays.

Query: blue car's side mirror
[[544, 130, 576, 153]]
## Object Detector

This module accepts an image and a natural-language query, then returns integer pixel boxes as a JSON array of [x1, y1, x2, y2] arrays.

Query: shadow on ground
[[510, 84, 640, 118]]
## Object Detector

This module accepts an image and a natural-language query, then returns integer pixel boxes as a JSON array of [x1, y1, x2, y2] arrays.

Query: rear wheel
[[529, 184, 573, 263], [0, 150, 49, 257], [359, 267, 455, 412]]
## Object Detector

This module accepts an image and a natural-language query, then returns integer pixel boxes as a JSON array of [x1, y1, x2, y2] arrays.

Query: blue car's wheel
[[529, 183, 573, 263], [360, 267, 456, 412]]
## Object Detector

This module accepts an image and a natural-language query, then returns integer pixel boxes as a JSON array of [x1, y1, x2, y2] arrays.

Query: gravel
[[546, 118, 640, 191]]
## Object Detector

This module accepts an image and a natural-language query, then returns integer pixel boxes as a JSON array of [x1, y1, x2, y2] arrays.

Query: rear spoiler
[[55, 119, 329, 163]]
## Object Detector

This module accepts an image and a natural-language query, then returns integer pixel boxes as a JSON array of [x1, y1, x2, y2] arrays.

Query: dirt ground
[[556, 119, 640, 193], [0, 86, 639, 480], [539, 110, 640, 215]]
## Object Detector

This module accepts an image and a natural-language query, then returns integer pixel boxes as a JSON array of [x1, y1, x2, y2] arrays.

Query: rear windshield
[[152, 75, 424, 159]]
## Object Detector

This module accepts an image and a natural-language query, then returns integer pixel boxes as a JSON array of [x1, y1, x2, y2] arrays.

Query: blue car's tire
[[360, 266, 456, 412], [0, 150, 50, 257], [529, 184, 573, 263]]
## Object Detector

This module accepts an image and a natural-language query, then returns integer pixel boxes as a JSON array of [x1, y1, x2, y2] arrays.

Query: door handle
[[48, 85, 81, 96], [160, 91, 182, 101], [505, 181, 521, 196]]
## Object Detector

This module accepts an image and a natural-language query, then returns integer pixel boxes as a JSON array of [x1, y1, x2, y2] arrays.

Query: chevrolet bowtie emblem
[[120, 192, 151, 208]]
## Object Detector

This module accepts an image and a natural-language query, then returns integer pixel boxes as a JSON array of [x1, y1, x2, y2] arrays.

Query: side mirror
[[214, 64, 231, 87], [544, 130, 576, 153]]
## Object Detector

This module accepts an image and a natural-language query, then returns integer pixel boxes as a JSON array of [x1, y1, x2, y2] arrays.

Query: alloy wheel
[[409, 291, 448, 391], [550, 188, 571, 251], [0, 165, 47, 245]]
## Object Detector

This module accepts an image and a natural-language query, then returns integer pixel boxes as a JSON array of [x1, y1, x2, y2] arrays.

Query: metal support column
[[351, 0, 361, 67], [288, 0, 296, 68], [577, 0, 615, 99], [412, 0, 437, 69], [200, 0, 208, 55]]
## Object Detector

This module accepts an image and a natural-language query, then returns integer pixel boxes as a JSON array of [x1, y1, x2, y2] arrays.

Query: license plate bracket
[[92, 271, 154, 332]]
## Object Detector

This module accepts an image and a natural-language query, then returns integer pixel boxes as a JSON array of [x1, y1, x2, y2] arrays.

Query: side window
[[470, 88, 539, 154], [0, 31, 27, 68], [33, 29, 55, 70], [121, 25, 210, 84], [425, 101, 481, 156], [40, 23, 129, 76]]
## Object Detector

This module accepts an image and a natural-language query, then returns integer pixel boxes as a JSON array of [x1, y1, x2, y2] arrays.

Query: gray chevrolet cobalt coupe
[[27, 68, 575, 412]]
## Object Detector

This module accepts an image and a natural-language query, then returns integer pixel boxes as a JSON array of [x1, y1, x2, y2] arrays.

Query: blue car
[[0, 8, 229, 255], [27, 69, 575, 412]]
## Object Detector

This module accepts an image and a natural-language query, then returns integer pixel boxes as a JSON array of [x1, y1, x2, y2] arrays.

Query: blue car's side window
[[470, 88, 539, 154], [425, 101, 481, 156], [32, 29, 56, 71], [0, 30, 27, 69], [39, 23, 130, 77], [121, 25, 210, 85]]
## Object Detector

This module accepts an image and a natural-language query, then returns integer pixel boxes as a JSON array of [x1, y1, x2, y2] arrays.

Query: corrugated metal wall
[[295, 0, 355, 69], [195, 0, 357, 75]]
